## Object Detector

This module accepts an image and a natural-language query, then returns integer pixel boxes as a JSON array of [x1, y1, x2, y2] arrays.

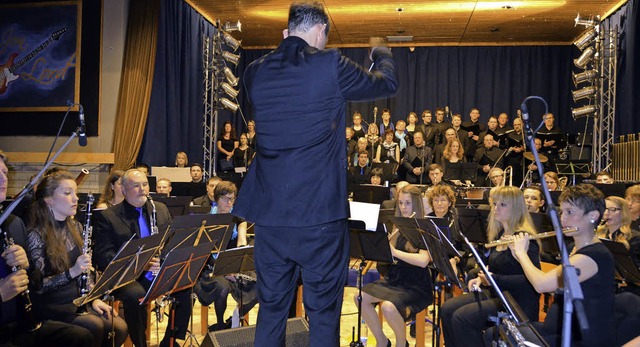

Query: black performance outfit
[[362, 234, 432, 321], [441, 233, 540, 347], [402, 145, 432, 184], [473, 146, 504, 186], [27, 220, 127, 347], [232, 146, 254, 168], [1, 214, 93, 347], [93, 200, 191, 347]]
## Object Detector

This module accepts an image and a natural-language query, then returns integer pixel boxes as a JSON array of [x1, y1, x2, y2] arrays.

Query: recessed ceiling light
[[502, 5, 513, 10]]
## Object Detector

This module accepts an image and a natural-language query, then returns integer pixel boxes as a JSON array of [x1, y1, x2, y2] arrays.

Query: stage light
[[574, 14, 598, 28], [223, 66, 239, 86], [224, 20, 242, 32], [220, 97, 239, 112], [222, 31, 241, 52], [573, 27, 597, 51], [222, 51, 240, 66], [573, 46, 595, 69], [571, 105, 597, 119], [572, 69, 597, 86], [572, 86, 597, 102], [221, 82, 239, 99]]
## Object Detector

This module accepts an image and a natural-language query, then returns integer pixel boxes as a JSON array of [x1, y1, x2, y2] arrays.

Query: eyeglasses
[[219, 196, 235, 203], [605, 207, 621, 213]]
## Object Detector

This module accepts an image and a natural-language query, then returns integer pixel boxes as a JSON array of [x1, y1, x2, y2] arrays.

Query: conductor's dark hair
[[288, 1, 329, 36]]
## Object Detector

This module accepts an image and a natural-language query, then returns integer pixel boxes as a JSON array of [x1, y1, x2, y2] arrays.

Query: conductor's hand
[[368, 37, 386, 60], [0, 269, 29, 302], [2, 244, 29, 270], [146, 257, 161, 273], [508, 233, 530, 260], [70, 254, 92, 279]]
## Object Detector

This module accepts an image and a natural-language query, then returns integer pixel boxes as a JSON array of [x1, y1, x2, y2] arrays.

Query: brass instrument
[[79, 193, 94, 297], [503, 166, 513, 186], [484, 228, 577, 248], [1, 228, 42, 331], [558, 176, 569, 191]]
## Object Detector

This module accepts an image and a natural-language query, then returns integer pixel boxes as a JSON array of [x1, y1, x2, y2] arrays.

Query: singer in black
[[402, 131, 432, 184], [0, 152, 94, 347], [26, 171, 127, 347], [535, 113, 565, 170], [441, 186, 540, 347], [473, 134, 503, 186], [93, 169, 191, 347]]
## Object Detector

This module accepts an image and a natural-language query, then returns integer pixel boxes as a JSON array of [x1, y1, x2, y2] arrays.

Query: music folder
[[454, 207, 490, 244], [461, 123, 480, 135], [600, 238, 640, 285]]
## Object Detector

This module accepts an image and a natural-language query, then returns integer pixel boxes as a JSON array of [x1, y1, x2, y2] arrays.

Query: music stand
[[414, 217, 462, 347], [75, 233, 166, 307], [444, 162, 477, 182], [152, 196, 193, 217], [162, 214, 234, 257], [592, 183, 627, 198], [141, 242, 216, 347], [453, 208, 490, 244], [555, 162, 590, 186], [348, 221, 394, 347], [600, 239, 640, 285], [371, 162, 399, 183], [211, 246, 256, 329], [352, 184, 391, 204]]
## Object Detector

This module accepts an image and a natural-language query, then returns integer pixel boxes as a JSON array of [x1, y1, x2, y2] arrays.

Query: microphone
[[373, 106, 378, 125], [520, 102, 532, 141], [78, 105, 87, 147]]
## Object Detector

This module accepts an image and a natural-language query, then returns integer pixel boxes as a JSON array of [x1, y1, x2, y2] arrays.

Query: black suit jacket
[[93, 200, 171, 271], [191, 194, 214, 207], [234, 36, 398, 227]]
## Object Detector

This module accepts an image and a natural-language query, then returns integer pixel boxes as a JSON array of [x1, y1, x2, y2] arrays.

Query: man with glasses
[[418, 109, 437, 150]]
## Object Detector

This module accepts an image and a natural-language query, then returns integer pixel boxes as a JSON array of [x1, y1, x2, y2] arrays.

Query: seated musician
[[597, 196, 640, 295], [0, 152, 94, 347], [95, 170, 125, 210], [26, 171, 128, 347], [349, 150, 372, 186], [401, 131, 432, 184], [155, 178, 172, 197], [474, 134, 503, 187], [369, 168, 384, 186], [357, 185, 432, 347], [627, 185, 640, 231], [174, 151, 188, 168], [523, 186, 545, 213], [596, 170, 614, 184], [504, 184, 615, 347], [441, 186, 540, 347], [194, 181, 255, 331], [93, 169, 192, 347], [544, 171, 561, 191], [191, 176, 222, 208]]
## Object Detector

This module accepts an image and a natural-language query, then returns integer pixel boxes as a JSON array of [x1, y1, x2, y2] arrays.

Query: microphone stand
[[0, 128, 82, 225], [521, 96, 588, 347]]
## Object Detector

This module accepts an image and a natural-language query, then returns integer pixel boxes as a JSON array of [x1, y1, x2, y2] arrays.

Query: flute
[[484, 228, 577, 248]]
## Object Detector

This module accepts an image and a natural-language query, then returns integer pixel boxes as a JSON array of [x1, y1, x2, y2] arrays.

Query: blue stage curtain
[[137, 0, 214, 167]]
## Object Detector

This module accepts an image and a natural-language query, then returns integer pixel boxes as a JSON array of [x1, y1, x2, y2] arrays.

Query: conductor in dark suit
[[233, 2, 398, 346], [93, 169, 190, 347]]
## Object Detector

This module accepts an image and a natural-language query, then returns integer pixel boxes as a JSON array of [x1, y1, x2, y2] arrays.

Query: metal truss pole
[[592, 25, 617, 173]]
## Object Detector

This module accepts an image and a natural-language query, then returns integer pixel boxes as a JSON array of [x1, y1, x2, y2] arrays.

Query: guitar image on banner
[[0, 28, 67, 95]]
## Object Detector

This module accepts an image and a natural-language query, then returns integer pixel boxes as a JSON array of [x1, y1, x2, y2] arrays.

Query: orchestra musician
[[93, 169, 191, 347], [441, 186, 540, 347], [473, 134, 503, 187], [357, 185, 432, 347], [597, 196, 640, 295], [26, 171, 127, 347], [505, 184, 615, 347], [625, 185, 640, 231], [1, 151, 94, 347]]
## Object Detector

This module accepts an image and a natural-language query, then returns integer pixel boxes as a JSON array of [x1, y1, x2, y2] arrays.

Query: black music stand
[[454, 207, 490, 244], [152, 196, 193, 217], [600, 239, 640, 285], [352, 184, 391, 204], [75, 233, 166, 307], [141, 242, 215, 346], [348, 220, 394, 347], [162, 213, 234, 258], [211, 246, 256, 328], [444, 162, 477, 182], [555, 162, 590, 186], [414, 217, 462, 347]]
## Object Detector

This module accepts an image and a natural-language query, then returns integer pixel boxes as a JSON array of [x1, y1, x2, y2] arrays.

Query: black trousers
[[0, 319, 93, 347], [253, 220, 349, 347]]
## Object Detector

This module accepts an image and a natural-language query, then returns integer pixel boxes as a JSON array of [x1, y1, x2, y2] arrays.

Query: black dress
[[534, 242, 615, 347], [362, 234, 432, 321]]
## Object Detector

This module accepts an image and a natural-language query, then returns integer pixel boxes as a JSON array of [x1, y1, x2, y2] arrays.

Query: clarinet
[[147, 194, 160, 276], [0, 228, 42, 331], [75, 194, 94, 315]]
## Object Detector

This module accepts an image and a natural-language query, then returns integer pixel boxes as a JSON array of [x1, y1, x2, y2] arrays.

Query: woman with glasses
[[195, 181, 255, 331], [626, 184, 640, 231]]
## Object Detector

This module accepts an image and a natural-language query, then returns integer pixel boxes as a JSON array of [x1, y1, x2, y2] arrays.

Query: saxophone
[[0, 227, 42, 331]]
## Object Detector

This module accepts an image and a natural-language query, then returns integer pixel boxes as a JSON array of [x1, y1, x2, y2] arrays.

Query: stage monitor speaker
[[201, 317, 310, 347]]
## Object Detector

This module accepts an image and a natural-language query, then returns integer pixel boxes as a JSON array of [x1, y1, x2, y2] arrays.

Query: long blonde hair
[[597, 196, 633, 249], [487, 186, 537, 242]]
